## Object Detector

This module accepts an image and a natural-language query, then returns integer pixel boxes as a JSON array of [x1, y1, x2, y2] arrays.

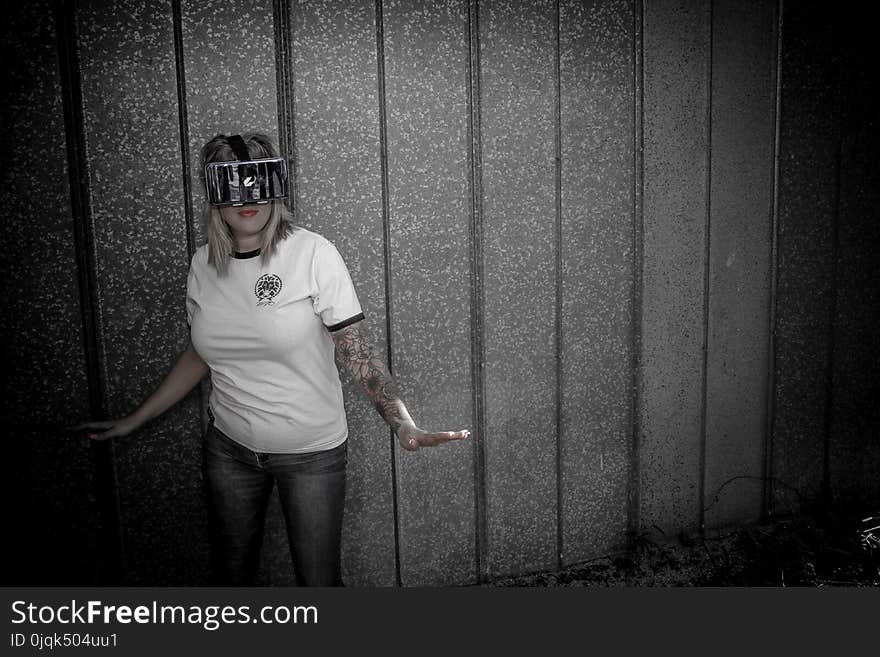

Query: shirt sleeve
[[312, 240, 364, 332], [185, 253, 199, 328]]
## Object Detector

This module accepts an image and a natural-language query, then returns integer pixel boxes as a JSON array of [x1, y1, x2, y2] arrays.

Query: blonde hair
[[199, 132, 295, 274]]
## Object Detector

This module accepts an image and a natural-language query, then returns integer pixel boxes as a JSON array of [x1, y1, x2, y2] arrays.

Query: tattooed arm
[[330, 323, 469, 451]]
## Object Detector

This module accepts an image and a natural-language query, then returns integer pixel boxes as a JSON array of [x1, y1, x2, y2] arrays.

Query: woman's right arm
[[78, 343, 209, 440]]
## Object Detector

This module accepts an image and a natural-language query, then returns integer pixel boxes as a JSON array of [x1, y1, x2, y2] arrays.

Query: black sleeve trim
[[325, 312, 365, 333]]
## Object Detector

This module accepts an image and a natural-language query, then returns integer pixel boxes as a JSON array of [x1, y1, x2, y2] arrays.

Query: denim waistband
[[205, 420, 347, 462]]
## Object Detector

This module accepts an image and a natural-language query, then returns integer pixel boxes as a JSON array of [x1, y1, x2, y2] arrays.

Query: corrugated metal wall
[[3, 0, 877, 586]]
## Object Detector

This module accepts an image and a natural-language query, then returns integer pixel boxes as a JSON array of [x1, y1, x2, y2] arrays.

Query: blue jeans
[[202, 423, 347, 586]]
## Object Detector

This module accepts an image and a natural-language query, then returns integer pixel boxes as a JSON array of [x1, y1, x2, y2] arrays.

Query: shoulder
[[186, 245, 210, 296], [286, 226, 331, 249], [278, 226, 337, 259], [189, 244, 210, 271]]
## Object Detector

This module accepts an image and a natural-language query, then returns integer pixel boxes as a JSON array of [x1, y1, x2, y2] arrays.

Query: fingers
[[406, 429, 470, 449], [71, 419, 134, 440], [70, 420, 115, 432], [84, 425, 119, 441], [425, 430, 469, 445]]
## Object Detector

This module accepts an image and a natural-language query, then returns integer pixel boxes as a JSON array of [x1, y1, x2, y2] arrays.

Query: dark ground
[[486, 504, 879, 587]]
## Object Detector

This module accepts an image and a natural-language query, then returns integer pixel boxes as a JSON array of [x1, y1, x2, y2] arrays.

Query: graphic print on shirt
[[254, 273, 283, 307]]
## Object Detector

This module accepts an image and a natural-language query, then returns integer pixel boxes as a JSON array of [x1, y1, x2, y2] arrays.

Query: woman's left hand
[[397, 424, 470, 451]]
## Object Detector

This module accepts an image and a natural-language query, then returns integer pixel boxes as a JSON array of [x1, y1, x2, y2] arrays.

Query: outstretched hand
[[396, 424, 470, 452], [72, 416, 142, 441]]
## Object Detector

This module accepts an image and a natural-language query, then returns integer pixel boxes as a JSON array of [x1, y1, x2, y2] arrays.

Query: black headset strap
[[227, 134, 251, 162]]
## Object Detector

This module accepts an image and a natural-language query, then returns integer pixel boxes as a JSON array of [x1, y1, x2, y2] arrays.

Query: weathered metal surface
[[12, 0, 879, 587], [640, 0, 710, 536], [559, 0, 635, 563], [828, 16, 880, 505], [703, 0, 777, 529], [771, 1, 837, 514], [480, 0, 559, 577]]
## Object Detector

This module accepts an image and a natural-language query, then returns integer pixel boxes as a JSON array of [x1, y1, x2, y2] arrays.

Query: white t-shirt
[[186, 227, 364, 453]]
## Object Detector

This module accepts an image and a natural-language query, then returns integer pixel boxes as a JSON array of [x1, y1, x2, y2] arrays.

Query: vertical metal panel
[[289, 0, 396, 587], [57, 0, 126, 584], [552, 0, 564, 570], [639, 0, 710, 535], [465, 0, 490, 582], [479, 0, 558, 577], [703, 0, 777, 528], [1, 0, 97, 584], [627, 0, 644, 544], [559, 0, 635, 562], [383, 0, 477, 585], [179, 0, 284, 584], [771, 1, 836, 513], [77, 0, 204, 584], [829, 19, 880, 504]]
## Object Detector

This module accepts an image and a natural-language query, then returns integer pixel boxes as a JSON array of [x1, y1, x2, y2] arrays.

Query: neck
[[234, 234, 262, 253]]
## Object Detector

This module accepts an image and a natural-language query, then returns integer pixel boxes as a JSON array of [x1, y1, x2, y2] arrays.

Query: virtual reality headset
[[204, 134, 289, 206]]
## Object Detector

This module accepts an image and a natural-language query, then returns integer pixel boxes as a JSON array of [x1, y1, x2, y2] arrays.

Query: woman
[[81, 132, 469, 586]]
